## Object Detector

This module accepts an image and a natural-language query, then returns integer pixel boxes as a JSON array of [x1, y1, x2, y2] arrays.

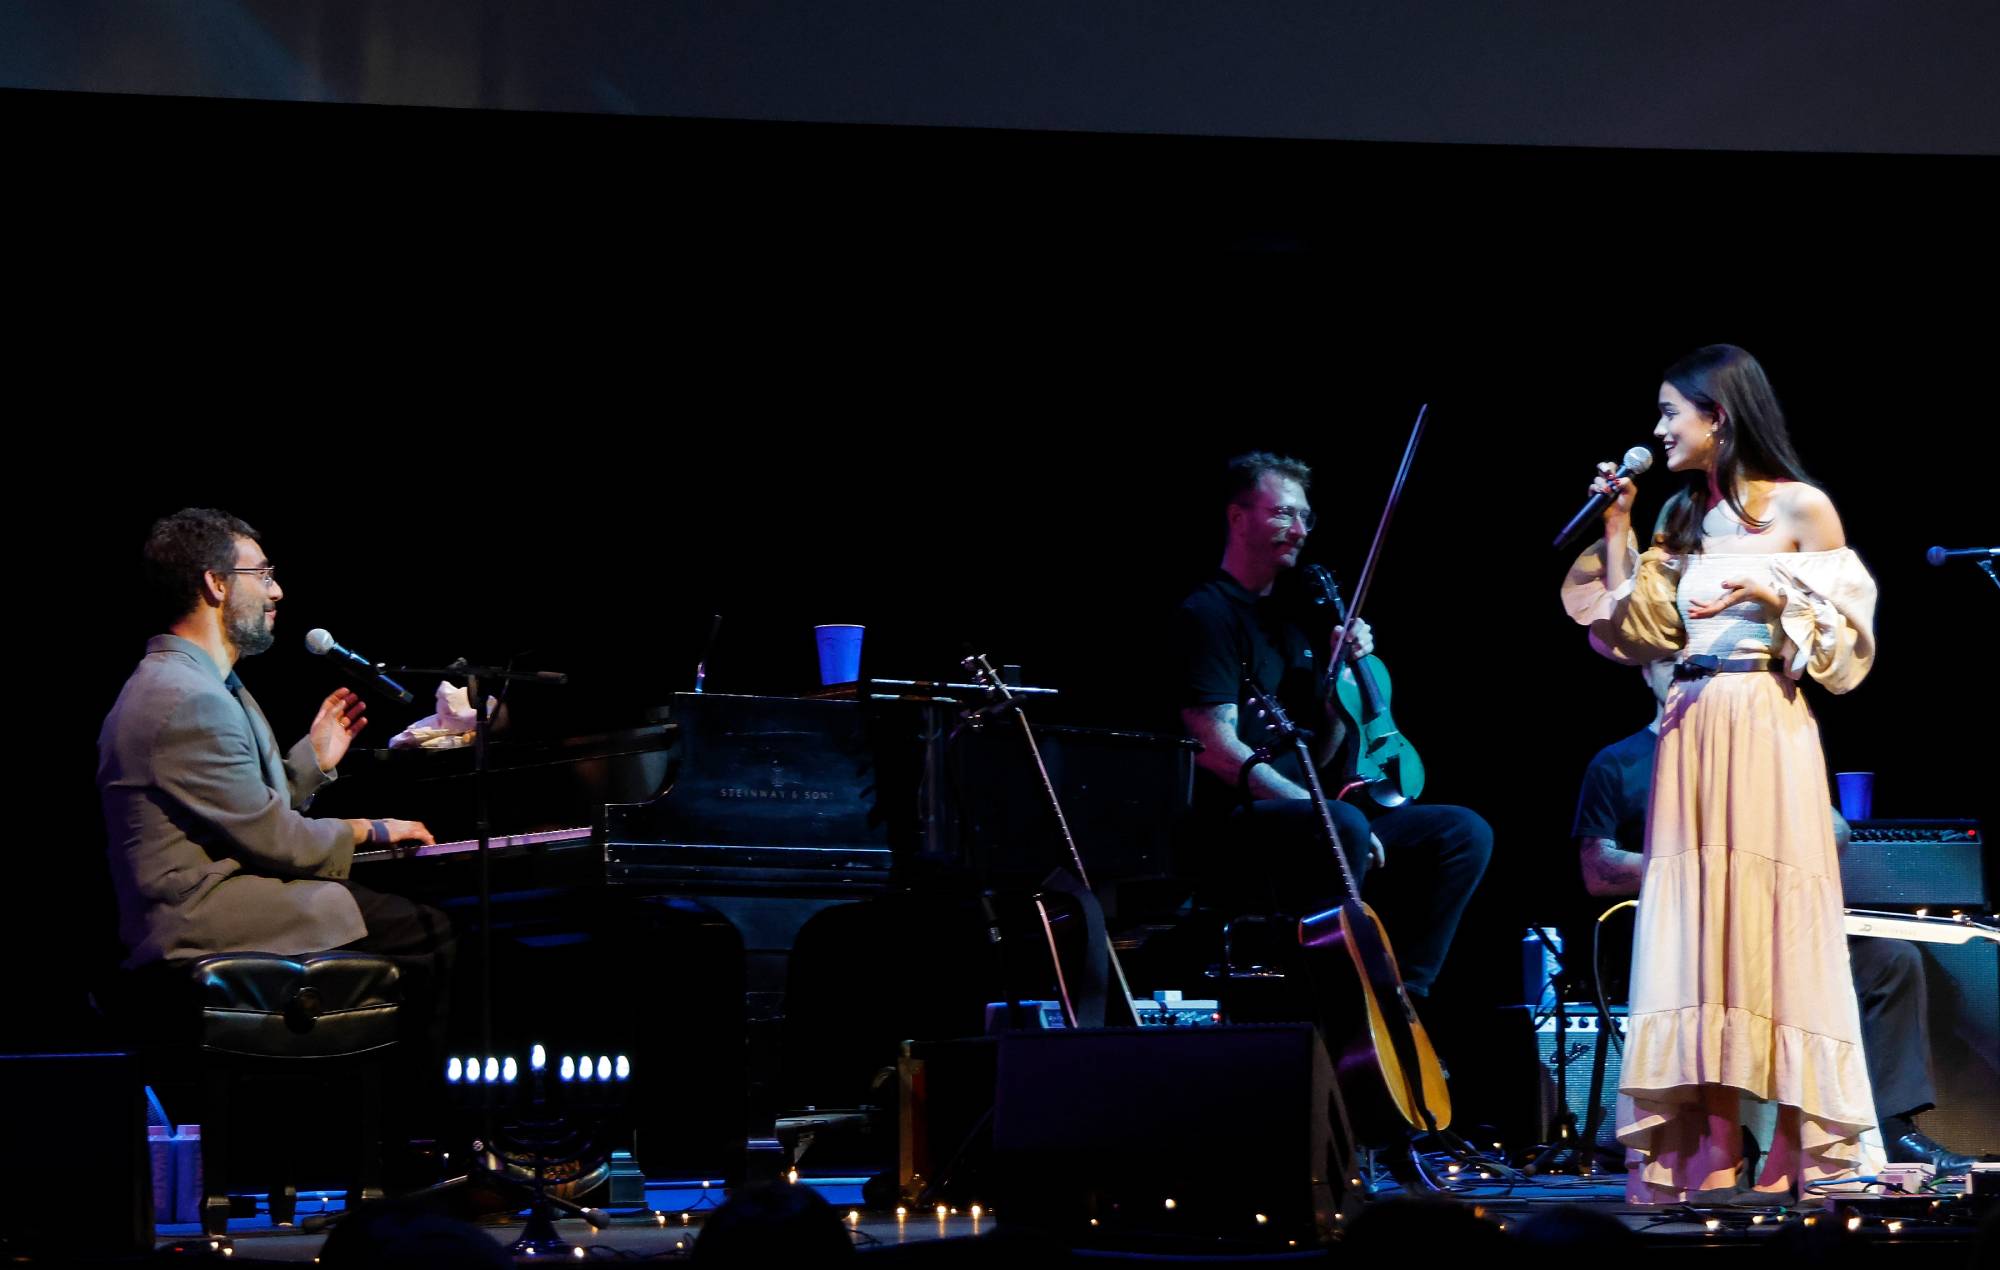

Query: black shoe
[[1886, 1130, 1977, 1174]]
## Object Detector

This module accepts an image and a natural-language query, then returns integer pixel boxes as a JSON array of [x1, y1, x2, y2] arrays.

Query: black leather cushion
[[190, 952, 402, 1058]]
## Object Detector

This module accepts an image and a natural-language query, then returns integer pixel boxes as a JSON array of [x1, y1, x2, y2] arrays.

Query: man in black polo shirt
[[1574, 659, 1978, 1174], [1176, 452, 1493, 998]]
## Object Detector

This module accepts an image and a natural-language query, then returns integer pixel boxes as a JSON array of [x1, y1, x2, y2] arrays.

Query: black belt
[[1674, 654, 1779, 679]]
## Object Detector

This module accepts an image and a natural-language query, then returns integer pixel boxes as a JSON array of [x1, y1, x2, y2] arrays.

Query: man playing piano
[[97, 509, 453, 1084]]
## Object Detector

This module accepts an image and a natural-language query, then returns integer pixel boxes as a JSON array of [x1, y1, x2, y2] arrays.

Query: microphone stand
[[383, 659, 568, 1145], [361, 657, 592, 1255], [960, 652, 1140, 1029]]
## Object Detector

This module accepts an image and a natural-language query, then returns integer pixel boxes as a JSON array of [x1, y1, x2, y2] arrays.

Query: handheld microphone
[[1554, 445, 1654, 549]]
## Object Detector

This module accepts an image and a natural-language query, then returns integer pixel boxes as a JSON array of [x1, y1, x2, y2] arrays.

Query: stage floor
[[148, 1170, 1989, 1264]]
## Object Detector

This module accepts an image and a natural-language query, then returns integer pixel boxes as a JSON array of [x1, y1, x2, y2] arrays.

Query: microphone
[[304, 628, 415, 704], [1926, 545, 1998, 565], [1553, 445, 1655, 549]]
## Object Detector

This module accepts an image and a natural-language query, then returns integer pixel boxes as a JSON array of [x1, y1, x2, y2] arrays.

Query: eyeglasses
[[221, 566, 278, 585], [1236, 502, 1317, 532]]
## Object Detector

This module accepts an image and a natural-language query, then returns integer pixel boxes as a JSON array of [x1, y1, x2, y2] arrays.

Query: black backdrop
[[12, 96, 1996, 1060]]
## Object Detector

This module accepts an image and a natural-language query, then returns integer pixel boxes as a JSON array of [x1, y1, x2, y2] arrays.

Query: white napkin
[[388, 681, 492, 750]]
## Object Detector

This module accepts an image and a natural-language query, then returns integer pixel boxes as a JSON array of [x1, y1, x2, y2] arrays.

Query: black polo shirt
[[1177, 570, 1324, 818]]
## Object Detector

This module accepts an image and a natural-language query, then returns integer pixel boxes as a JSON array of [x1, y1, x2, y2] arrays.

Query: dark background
[[15, 104, 1994, 1046], [3, 64, 1992, 1125]]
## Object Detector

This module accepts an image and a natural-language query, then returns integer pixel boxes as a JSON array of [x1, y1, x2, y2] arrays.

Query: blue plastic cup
[[1835, 772, 1874, 822], [814, 625, 864, 685]]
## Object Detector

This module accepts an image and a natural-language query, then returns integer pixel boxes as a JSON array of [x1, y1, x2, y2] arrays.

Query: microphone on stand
[[1553, 445, 1655, 549], [304, 628, 416, 704], [1926, 545, 1997, 565]]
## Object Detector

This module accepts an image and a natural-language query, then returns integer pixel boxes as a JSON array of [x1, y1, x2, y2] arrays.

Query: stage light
[[531, 1044, 547, 1071], [578, 1055, 595, 1081], [503, 1057, 519, 1083], [1255, 1214, 1268, 1224], [447, 1057, 463, 1083], [597, 1056, 611, 1081], [483, 1057, 499, 1083], [1164, 1198, 1177, 1210], [615, 1055, 631, 1080], [560, 1056, 576, 1081]]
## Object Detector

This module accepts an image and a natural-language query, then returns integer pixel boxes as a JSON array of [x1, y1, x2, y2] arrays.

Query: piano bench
[[114, 952, 404, 1236]]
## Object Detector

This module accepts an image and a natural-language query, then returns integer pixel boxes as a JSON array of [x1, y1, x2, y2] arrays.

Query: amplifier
[[1535, 1006, 1626, 1148], [1841, 820, 1986, 909]]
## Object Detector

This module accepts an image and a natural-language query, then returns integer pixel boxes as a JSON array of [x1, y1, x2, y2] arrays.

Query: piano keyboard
[[352, 826, 592, 865]]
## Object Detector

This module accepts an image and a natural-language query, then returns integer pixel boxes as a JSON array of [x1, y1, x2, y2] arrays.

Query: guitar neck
[[1293, 736, 1363, 901]]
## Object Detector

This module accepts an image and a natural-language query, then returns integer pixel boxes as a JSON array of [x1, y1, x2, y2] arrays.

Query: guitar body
[[1300, 900, 1453, 1141], [1242, 685, 1453, 1144]]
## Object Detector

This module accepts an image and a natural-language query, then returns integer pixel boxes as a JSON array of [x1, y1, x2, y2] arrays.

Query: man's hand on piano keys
[[346, 818, 437, 854]]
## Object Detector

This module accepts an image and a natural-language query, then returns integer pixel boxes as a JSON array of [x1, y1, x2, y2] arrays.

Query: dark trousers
[[1847, 936, 1936, 1125], [1224, 797, 1494, 995], [337, 882, 456, 1138]]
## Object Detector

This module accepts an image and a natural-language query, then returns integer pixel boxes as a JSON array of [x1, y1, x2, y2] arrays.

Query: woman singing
[[1562, 344, 1881, 1203]]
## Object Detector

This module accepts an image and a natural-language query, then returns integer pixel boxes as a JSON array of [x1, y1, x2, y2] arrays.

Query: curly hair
[[143, 507, 261, 624]]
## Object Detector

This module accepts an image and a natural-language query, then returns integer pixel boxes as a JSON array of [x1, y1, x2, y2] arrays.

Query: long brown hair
[[1656, 345, 1813, 554]]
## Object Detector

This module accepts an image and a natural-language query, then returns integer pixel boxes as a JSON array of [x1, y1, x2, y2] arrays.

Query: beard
[[227, 600, 276, 657]]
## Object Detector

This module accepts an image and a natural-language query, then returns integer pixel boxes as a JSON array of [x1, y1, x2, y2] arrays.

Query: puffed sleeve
[[1562, 530, 1687, 665], [1771, 548, 1877, 693]]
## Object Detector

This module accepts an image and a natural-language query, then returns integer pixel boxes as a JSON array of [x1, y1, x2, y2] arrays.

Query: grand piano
[[320, 689, 1197, 1176]]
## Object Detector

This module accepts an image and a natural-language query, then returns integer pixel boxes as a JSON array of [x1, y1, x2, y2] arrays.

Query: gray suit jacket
[[98, 635, 364, 966]]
